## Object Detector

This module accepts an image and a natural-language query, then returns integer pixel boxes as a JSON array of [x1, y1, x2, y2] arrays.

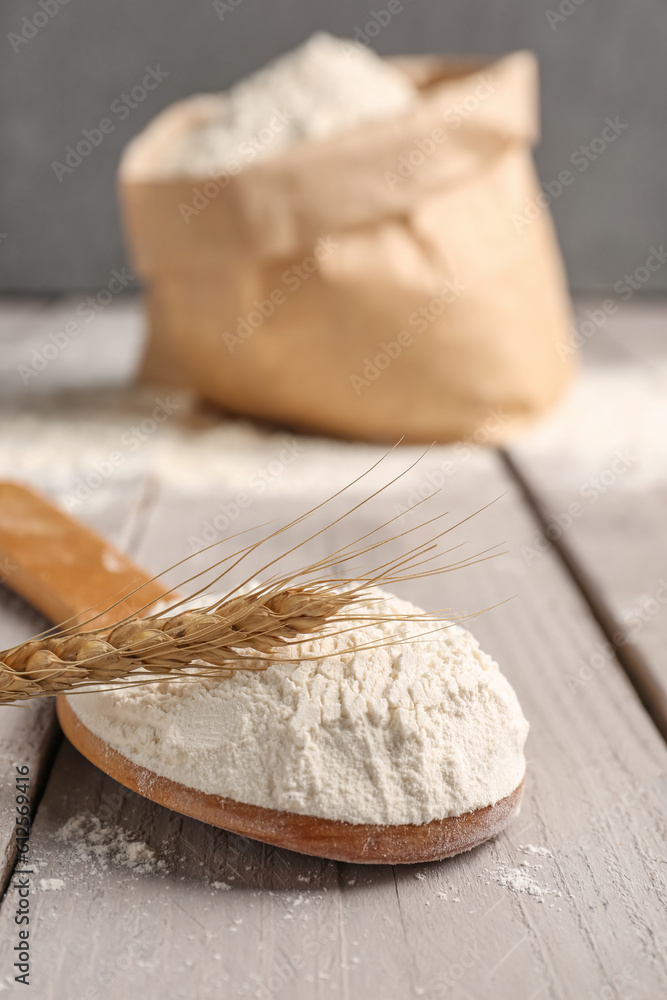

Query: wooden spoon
[[0, 482, 524, 864]]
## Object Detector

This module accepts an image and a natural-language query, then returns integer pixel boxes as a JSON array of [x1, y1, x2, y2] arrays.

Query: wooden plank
[[507, 297, 667, 735], [0, 298, 58, 346], [0, 296, 144, 398], [1, 449, 665, 999], [580, 295, 667, 365]]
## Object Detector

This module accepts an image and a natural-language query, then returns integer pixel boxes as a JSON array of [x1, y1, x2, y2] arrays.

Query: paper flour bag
[[119, 48, 574, 443]]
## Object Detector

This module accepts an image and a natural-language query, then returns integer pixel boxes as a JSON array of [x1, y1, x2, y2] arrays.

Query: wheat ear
[[0, 584, 364, 704], [0, 452, 503, 704]]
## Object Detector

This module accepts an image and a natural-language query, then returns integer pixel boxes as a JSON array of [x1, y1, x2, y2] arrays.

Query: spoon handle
[[0, 481, 173, 629]]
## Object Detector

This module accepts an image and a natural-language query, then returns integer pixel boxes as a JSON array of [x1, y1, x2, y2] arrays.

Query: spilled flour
[[482, 862, 561, 902], [70, 589, 528, 826], [38, 878, 65, 892], [519, 843, 552, 857], [58, 814, 164, 875], [0, 392, 428, 499], [515, 364, 667, 491]]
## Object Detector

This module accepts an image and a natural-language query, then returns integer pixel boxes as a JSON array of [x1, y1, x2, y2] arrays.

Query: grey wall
[[1, 0, 666, 293]]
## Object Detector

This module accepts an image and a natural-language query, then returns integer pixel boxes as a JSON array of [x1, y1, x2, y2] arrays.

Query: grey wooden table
[[0, 295, 665, 999]]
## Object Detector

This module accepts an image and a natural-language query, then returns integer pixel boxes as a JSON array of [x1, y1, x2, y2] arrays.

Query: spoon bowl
[[57, 694, 523, 864]]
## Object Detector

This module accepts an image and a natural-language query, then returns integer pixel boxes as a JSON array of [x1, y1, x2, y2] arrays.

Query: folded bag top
[[120, 52, 539, 267]]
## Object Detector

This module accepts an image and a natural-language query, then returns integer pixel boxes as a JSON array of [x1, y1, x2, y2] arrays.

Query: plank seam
[[0, 717, 62, 902], [501, 449, 667, 744]]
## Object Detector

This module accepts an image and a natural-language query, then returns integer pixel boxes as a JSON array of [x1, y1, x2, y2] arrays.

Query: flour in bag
[[151, 32, 417, 178]]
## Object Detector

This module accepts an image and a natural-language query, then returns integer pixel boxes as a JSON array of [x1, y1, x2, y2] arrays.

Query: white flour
[[516, 364, 667, 490], [483, 863, 561, 901], [57, 814, 163, 875], [519, 843, 552, 857], [38, 878, 64, 892], [0, 391, 433, 497], [69, 590, 528, 825], [153, 32, 417, 178]]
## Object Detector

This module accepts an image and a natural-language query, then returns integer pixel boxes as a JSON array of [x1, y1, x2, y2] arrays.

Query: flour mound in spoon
[[69, 590, 528, 825]]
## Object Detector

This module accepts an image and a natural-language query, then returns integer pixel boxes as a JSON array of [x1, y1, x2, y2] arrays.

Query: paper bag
[[119, 51, 574, 443]]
